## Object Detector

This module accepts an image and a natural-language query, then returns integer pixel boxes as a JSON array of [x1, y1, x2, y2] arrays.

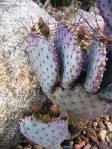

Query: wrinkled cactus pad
[[20, 112, 68, 148], [54, 85, 111, 120], [27, 34, 59, 95], [84, 40, 106, 93], [99, 84, 112, 100], [54, 23, 82, 89]]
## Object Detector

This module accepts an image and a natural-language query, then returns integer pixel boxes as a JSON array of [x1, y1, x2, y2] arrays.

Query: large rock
[[0, 0, 56, 148]]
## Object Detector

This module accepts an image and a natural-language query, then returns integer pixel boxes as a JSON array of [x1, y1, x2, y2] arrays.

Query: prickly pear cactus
[[97, 0, 112, 28], [27, 34, 59, 95], [55, 23, 82, 89], [20, 112, 68, 148], [99, 84, 112, 100], [84, 39, 106, 93], [54, 85, 111, 120]]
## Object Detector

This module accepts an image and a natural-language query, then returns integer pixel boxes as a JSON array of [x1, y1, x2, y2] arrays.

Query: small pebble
[[75, 137, 82, 144], [99, 144, 109, 149], [84, 137, 89, 144], [73, 141, 86, 149], [98, 130, 107, 141], [103, 115, 110, 122], [82, 130, 87, 135], [73, 144, 81, 149], [106, 122, 112, 132], [83, 143, 91, 149], [108, 133, 112, 140], [95, 116, 101, 122], [98, 121, 106, 129], [93, 121, 98, 128], [105, 135, 111, 143], [87, 132, 98, 144], [69, 141, 74, 146], [87, 121, 93, 127]]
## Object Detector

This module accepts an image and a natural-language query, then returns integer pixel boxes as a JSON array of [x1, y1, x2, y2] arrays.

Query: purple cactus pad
[[27, 34, 59, 95], [54, 23, 82, 89], [84, 39, 106, 93], [97, 0, 112, 36], [97, 0, 112, 27], [20, 113, 68, 148], [54, 85, 111, 120]]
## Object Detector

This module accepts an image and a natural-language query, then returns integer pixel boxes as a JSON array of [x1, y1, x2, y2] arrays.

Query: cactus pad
[[84, 40, 106, 93], [97, 0, 112, 28], [20, 113, 68, 148], [54, 23, 82, 88], [54, 85, 111, 120], [27, 34, 59, 95], [99, 84, 112, 100]]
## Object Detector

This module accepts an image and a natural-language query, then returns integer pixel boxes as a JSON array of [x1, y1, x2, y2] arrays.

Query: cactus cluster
[[28, 23, 83, 94], [27, 24, 108, 95], [20, 1, 112, 147], [26, 19, 112, 114]]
